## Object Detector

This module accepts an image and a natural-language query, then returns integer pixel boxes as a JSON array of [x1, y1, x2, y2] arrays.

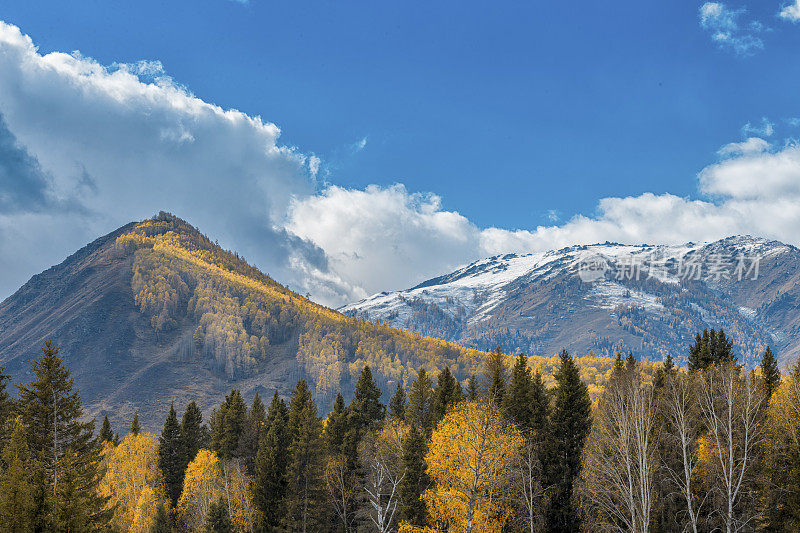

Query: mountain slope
[[343, 237, 800, 367], [0, 213, 498, 431]]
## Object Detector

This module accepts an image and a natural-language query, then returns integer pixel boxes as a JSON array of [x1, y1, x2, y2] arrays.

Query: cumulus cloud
[[287, 138, 800, 304], [0, 21, 340, 301], [780, 1, 800, 22], [699, 2, 765, 55]]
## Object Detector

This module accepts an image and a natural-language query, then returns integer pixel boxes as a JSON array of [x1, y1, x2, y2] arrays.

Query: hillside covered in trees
[[0, 213, 636, 431]]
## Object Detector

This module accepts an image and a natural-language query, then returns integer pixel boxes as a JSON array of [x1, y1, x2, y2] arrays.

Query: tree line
[[0, 329, 797, 532]]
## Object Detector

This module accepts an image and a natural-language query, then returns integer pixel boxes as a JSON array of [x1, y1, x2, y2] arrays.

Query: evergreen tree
[[546, 350, 591, 533], [99, 415, 113, 444], [158, 402, 186, 506], [612, 352, 624, 376], [688, 328, 735, 372], [0, 420, 35, 532], [113, 432, 120, 446], [388, 382, 407, 420], [432, 366, 461, 425], [504, 354, 534, 431], [466, 374, 478, 401], [211, 389, 248, 460], [255, 391, 290, 531], [130, 412, 141, 435], [150, 500, 173, 533], [653, 352, 676, 389], [203, 496, 235, 533], [761, 346, 781, 399], [324, 392, 347, 455], [625, 351, 637, 371], [398, 423, 429, 526], [181, 401, 206, 465], [484, 347, 507, 405], [405, 368, 434, 433], [236, 392, 266, 472], [0, 367, 13, 447], [17, 341, 111, 530], [343, 366, 385, 470], [283, 380, 325, 532]]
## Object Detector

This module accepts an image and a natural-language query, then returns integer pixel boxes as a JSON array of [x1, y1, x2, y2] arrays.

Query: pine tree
[[99, 415, 113, 444], [343, 366, 385, 470], [211, 389, 248, 460], [761, 346, 781, 399], [688, 328, 735, 372], [203, 496, 235, 533], [0, 420, 35, 532], [181, 401, 206, 465], [324, 392, 347, 455], [405, 368, 434, 433], [255, 391, 290, 531], [17, 341, 111, 530], [388, 382, 407, 420], [150, 500, 173, 533], [283, 380, 325, 532], [398, 423, 429, 526], [432, 366, 461, 425], [613, 352, 624, 376], [653, 352, 676, 389], [546, 350, 591, 533], [131, 412, 141, 435], [159, 402, 186, 506], [485, 347, 507, 405], [466, 374, 478, 401], [504, 354, 534, 431]]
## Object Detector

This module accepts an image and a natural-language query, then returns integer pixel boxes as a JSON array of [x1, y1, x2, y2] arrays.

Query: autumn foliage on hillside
[[114, 213, 642, 399]]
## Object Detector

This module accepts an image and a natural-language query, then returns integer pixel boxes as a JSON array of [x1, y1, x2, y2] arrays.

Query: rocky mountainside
[[343, 236, 800, 367], [0, 213, 491, 431]]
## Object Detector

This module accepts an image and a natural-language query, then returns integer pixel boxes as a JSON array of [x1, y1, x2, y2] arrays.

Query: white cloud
[[717, 137, 770, 157], [780, 1, 800, 22], [287, 138, 800, 304], [0, 21, 337, 301], [699, 2, 765, 55]]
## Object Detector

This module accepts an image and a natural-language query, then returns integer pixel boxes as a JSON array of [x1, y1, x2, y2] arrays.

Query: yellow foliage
[[99, 433, 166, 533], [424, 401, 521, 533], [178, 449, 223, 530]]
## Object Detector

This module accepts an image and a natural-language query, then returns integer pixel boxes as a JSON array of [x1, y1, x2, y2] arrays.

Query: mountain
[[342, 236, 800, 367], [0, 213, 493, 431]]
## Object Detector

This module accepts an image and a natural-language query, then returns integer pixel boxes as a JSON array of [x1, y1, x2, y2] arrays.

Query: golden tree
[[178, 449, 224, 530], [417, 400, 521, 533], [99, 433, 167, 532]]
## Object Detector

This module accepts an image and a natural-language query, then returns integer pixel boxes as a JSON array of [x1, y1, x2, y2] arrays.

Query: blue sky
[[2, 1, 800, 305]]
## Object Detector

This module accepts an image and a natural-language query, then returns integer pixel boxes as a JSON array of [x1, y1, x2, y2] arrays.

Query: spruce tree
[[653, 352, 675, 389], [688, 328, 735, 372], [324, 392, 347, 455], [130, 412, 141, 435], [17, 341, 111, 530], [236, 392, 266, 472], [546, 350, 591, 533], [388, 382, 407, 420], [283, 380, 325, 532], [431, 366, 461, 424], [255, 391, 290, 531], [761, 346, 781, 399], [466, 374, 478, 401], [0, 367, 13, 447], [504, 354, 534, 431], [405, 368, 434, 433], [159, 402, 186, 506], [181, 401, 206, 465], [343, 366, 385, 470], [99, 415, 113, 444], [203, 496, 235, 533], [485, 347, 507, 405], [398, 423, 429, 526], [0, 421, 35, 532], [211, 389, 248, 460]]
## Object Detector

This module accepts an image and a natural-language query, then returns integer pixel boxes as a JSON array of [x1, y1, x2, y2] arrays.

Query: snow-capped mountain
[[342, 236, 800, 366]]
